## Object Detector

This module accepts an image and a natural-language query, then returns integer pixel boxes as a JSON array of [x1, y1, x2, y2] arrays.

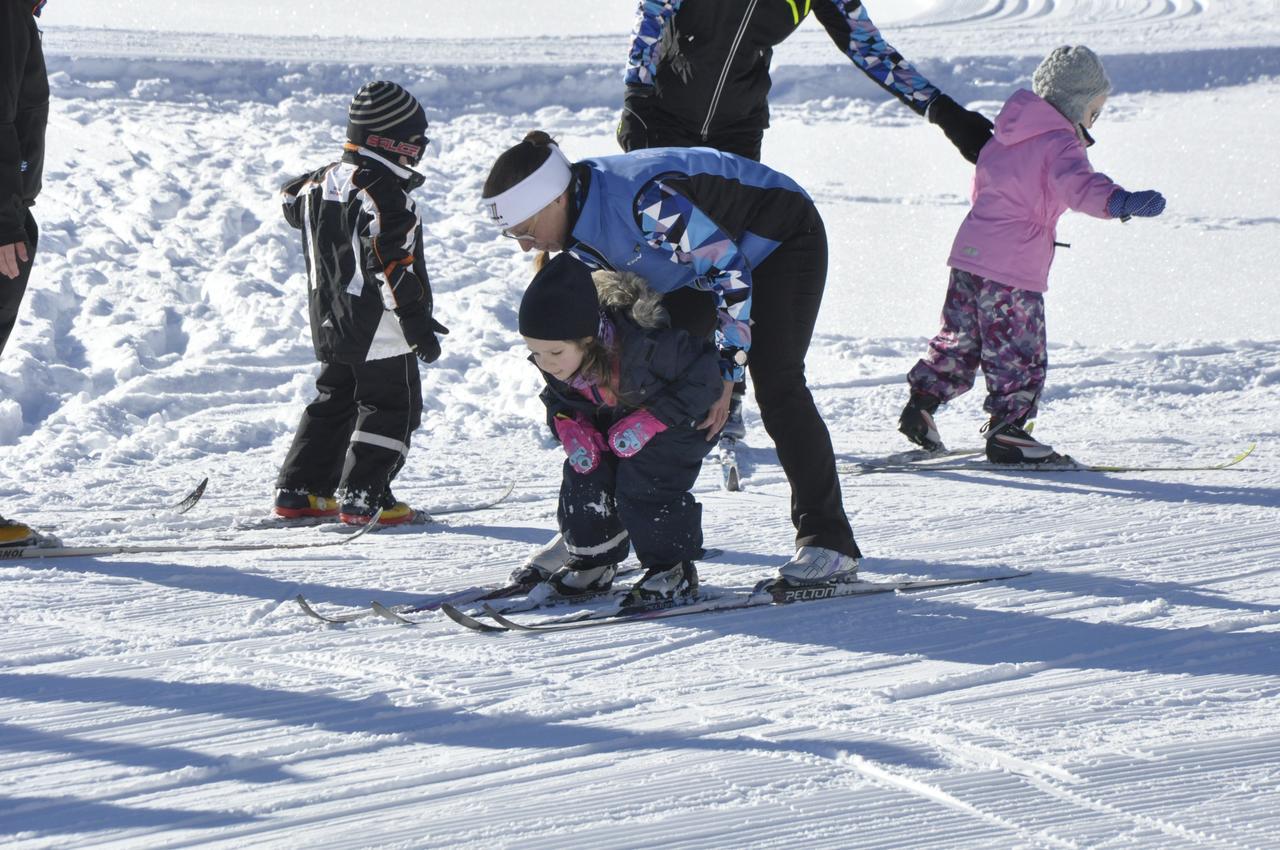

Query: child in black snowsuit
[[274, 81, 447, 525], [519, 253, 722, 605]]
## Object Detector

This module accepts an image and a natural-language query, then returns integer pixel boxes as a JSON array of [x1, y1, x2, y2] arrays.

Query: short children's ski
[[414, 479, 517, 520], [1, 510, 383, 562], [363, 548, 725, 626], [172, 477, 209, 514], [845, 443, 1255, 475], [839, 447, 983, 474], [298, 578, 540, 625], [240, 480, 516, 530], [444, 571, 1029, 633], [719, 437, 741, 491]]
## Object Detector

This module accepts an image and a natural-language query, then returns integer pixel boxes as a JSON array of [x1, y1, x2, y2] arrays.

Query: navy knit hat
[[519, 254, 600, 340], [347, 81, 428, 162]]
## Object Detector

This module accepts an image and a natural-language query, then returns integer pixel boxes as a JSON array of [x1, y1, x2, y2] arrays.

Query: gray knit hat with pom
[[1032, 46, 1111, 125]]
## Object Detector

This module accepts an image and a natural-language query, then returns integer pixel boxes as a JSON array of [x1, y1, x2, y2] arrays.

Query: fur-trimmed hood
[[591, 270, 669, 330]]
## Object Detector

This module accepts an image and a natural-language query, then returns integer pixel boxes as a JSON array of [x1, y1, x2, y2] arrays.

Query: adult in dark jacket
[[483, 132, 863, 587], [617, 0, 993, 163], [518, 253, 723, 604], [0, 0, 48, 548], [273, 81, 447, 526]]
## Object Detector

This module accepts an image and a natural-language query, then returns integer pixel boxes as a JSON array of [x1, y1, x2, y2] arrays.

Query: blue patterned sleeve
[[636, 179, 751, 382], [812, 0, 939, 116], [624, 0, 684, 88]]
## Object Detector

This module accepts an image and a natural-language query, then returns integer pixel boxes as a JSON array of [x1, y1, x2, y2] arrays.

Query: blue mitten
[[1107, 189, 1166, 220]]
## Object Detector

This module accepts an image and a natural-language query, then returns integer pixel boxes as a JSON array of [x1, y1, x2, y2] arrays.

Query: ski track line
[[488, 602, 1276, 848]]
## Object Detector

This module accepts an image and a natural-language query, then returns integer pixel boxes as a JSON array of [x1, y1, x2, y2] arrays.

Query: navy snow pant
[[558, 422, 714, 570]]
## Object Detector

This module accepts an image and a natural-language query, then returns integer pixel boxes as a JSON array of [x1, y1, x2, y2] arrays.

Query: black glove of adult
[[927, 94, 995, 164], [395, 303, 449, 364], [617, 86, 655, 152]]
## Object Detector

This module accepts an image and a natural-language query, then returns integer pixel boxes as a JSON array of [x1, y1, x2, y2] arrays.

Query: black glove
[[927, 94, 994, 164], [395, 303, 448, 364], [617, 86, 655, 152]]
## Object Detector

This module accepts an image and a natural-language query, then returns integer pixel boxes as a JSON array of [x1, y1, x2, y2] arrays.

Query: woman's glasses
[[501, 209, 541, 240]]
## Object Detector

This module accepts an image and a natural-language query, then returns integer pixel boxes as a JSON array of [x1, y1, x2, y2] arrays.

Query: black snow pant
[[557, 421, 714, 570], [0, 212, 37, 359], [747, 211, 860, 559], [276, 354, 422, 510]]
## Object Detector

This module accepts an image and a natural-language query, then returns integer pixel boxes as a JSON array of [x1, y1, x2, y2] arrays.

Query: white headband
[[481, 144, 572, 229]]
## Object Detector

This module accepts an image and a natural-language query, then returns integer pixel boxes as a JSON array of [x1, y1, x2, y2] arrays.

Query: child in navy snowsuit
[[274, 81, 447, 525], [518, 253, 722, 605], [898, 46, 1166, 464]]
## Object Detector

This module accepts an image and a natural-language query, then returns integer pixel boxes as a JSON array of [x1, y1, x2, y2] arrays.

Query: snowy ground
[[2, 1, 1279, 847]]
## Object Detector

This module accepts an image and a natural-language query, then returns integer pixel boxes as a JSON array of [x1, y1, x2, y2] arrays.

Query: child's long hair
[[574, 335, 617, 403]]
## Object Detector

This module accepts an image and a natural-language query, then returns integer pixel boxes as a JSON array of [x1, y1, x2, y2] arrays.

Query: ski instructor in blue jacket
[[482, 132, 861, 586]]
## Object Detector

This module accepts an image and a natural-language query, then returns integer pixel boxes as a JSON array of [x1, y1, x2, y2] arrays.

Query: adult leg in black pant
[[0, 212, 37, 358], [746, 211, 862, 569]]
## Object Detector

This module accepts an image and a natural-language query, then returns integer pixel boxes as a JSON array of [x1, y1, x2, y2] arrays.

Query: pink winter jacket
[[948, 89, 1120, 292]]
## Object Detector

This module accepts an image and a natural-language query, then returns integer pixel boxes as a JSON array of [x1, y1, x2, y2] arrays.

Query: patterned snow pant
[[907, 268, 1048, 426], [276, 353, 422, 510], [558, 422, 714, 570]]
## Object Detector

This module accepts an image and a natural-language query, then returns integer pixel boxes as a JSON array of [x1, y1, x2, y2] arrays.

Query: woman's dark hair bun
[[523, 130, 556, 147]]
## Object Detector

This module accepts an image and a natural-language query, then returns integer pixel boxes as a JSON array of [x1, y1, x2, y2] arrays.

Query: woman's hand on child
[[1107, 189, 1166, 220], [698, 380, 736, 440], [608, 410, 668, 458], [555, 413, 608, 474]]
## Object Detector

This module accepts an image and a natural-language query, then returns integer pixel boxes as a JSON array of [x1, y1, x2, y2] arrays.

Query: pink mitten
[[554, 413, 607, 474], [607, 410, 668, 458]]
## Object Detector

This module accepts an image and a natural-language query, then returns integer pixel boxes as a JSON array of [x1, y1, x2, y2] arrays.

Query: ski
[[1, 510, 384, 561], [443, 571, 1029, 633], [238, 480, 516, 531], [844, 443, 1255, 475], [719, 437, 741, 491], [357, 548, 726, 625], [172, 477, 209, 514], [842, 447, 983, 473], [421, 479, 516, 517], [296, 572, 550, 625]]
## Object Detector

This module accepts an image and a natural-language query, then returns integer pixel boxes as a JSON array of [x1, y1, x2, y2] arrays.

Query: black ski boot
[[898, 393, 945, 451], [624, 561, 699, 607], [540, 562, 619, 598], [983, 419, 1065, 464]]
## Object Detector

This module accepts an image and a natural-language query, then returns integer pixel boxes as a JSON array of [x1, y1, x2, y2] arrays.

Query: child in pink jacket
[[898, 46, 1166, 463]]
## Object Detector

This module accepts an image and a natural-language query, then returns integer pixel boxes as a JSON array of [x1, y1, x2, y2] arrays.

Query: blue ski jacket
[[565, 146, 819, 381]]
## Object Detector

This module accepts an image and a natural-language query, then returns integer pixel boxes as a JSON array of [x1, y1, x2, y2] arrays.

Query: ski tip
[[441, 602, 508, 633], [370, 600, 416, 625], [173, 476, 210, 514]]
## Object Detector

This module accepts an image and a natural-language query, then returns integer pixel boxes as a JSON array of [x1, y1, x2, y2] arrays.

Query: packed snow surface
[[2, 1, 1278, 847]]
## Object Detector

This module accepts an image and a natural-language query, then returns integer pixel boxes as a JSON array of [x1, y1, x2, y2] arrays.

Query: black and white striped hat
[[346, 81, 429, 161]]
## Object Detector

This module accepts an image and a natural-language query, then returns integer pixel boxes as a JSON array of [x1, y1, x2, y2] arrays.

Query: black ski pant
[[618, 102, 763, 163], [276, 354, 422, 510], [0, 211, 37, 359], [745, 211, 861, 559], [557, 422, 714, 570]]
